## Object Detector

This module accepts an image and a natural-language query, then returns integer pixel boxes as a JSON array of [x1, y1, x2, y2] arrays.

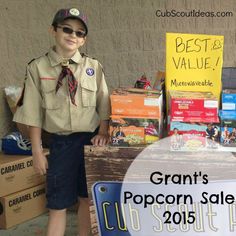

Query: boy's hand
[[33, 151, 48, 175], [91, 133, 110, 146], [91, 120, 110, 146], [29, 126, 47, 175]]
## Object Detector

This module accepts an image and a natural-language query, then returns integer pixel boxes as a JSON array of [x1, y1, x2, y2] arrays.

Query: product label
[[204, 100, 218, 108], [222, 103, 236, 110], [144, 98, 159, 106]]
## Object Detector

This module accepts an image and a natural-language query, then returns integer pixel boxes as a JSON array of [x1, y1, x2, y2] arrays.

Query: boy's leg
[[77, 197, 91, 236], [47, 209, 67, 236]]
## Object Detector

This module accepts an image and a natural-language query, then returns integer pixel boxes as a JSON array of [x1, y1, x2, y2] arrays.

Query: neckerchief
[[55, 60, 77, 106]]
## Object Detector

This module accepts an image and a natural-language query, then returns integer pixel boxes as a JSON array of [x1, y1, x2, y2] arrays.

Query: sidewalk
[[0, 211, 77, 236]]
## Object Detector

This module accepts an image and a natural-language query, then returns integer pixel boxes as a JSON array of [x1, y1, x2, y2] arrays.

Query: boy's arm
[[91, 120, 110, 146], [91, 62, 111, 146], [29, 126, 48, 175]]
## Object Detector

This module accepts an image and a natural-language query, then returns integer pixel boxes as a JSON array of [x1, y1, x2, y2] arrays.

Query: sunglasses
[[57, 26, 86, 38]]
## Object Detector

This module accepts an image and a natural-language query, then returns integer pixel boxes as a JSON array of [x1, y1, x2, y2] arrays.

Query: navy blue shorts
[[46, 130, 97, 210]]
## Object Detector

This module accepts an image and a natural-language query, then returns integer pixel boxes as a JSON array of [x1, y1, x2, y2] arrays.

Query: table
[[84, 145, 236, 235]]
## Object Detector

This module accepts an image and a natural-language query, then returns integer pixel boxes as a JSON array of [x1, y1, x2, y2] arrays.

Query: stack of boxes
[[220, 67, 236, 147], [1, 87, 48, 229], [168, 91, 220, 150], [110, 88, 163, 146], [0, 152, 48, 229], [220, 89, 236, 147]]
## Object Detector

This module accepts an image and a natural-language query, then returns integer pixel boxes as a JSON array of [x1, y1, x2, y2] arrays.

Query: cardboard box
[[169, 131, 220, 151], [219, 110, 236, 146], [110, 89, 162, 118], [110, 115, 161, 145], [169, 121, 220, 137], [171, 133, 206, 151], [222, 67, 236, 89], [169, 91, 219, 122], [0, 184, 47, 229], [222, 89, 236, 110], [110, 125, 145, 146], [0, 151, 47, 196], [169, 122, 220, 151]]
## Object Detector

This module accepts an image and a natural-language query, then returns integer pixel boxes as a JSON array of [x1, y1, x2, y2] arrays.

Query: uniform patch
[[86, 68, 94, 76]]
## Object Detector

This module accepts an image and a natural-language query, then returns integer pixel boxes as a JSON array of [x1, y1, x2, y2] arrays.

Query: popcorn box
[[169, 91, 219, 122], [222, 89, 236, 111], [170, 132, 220, 151], [110, 115, 161, 146], [169, 121, 220, 151], [169, 121, 220, 138], [110, 88, 162, 118], [0, 184, 47, 229], [219, 110, 236, 146], [0, 151, 48, 196]]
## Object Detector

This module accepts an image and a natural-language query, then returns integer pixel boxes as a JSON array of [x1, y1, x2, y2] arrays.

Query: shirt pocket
[[81, 79, 97, 107], [41, 79, 63, 110], [42, 89, 61, 110]]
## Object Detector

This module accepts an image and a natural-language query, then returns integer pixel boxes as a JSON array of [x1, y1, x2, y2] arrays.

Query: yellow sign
[[166, 33, 224, 100]]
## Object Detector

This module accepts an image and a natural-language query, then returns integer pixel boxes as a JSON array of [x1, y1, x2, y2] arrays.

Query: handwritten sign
[[166, 33, 224, 101]]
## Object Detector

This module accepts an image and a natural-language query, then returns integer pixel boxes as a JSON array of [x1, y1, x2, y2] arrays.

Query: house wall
[[0, 0, 235, 137]]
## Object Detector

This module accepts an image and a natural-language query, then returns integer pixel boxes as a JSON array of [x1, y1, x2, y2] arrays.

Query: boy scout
[[13, 8, 110, 236]]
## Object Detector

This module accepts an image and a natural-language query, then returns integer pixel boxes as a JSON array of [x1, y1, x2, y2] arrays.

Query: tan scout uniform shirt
[[13, 47, 110, 134]]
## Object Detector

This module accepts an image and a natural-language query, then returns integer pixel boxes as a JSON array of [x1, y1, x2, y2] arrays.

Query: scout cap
[[52, 8, 88, 35]]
